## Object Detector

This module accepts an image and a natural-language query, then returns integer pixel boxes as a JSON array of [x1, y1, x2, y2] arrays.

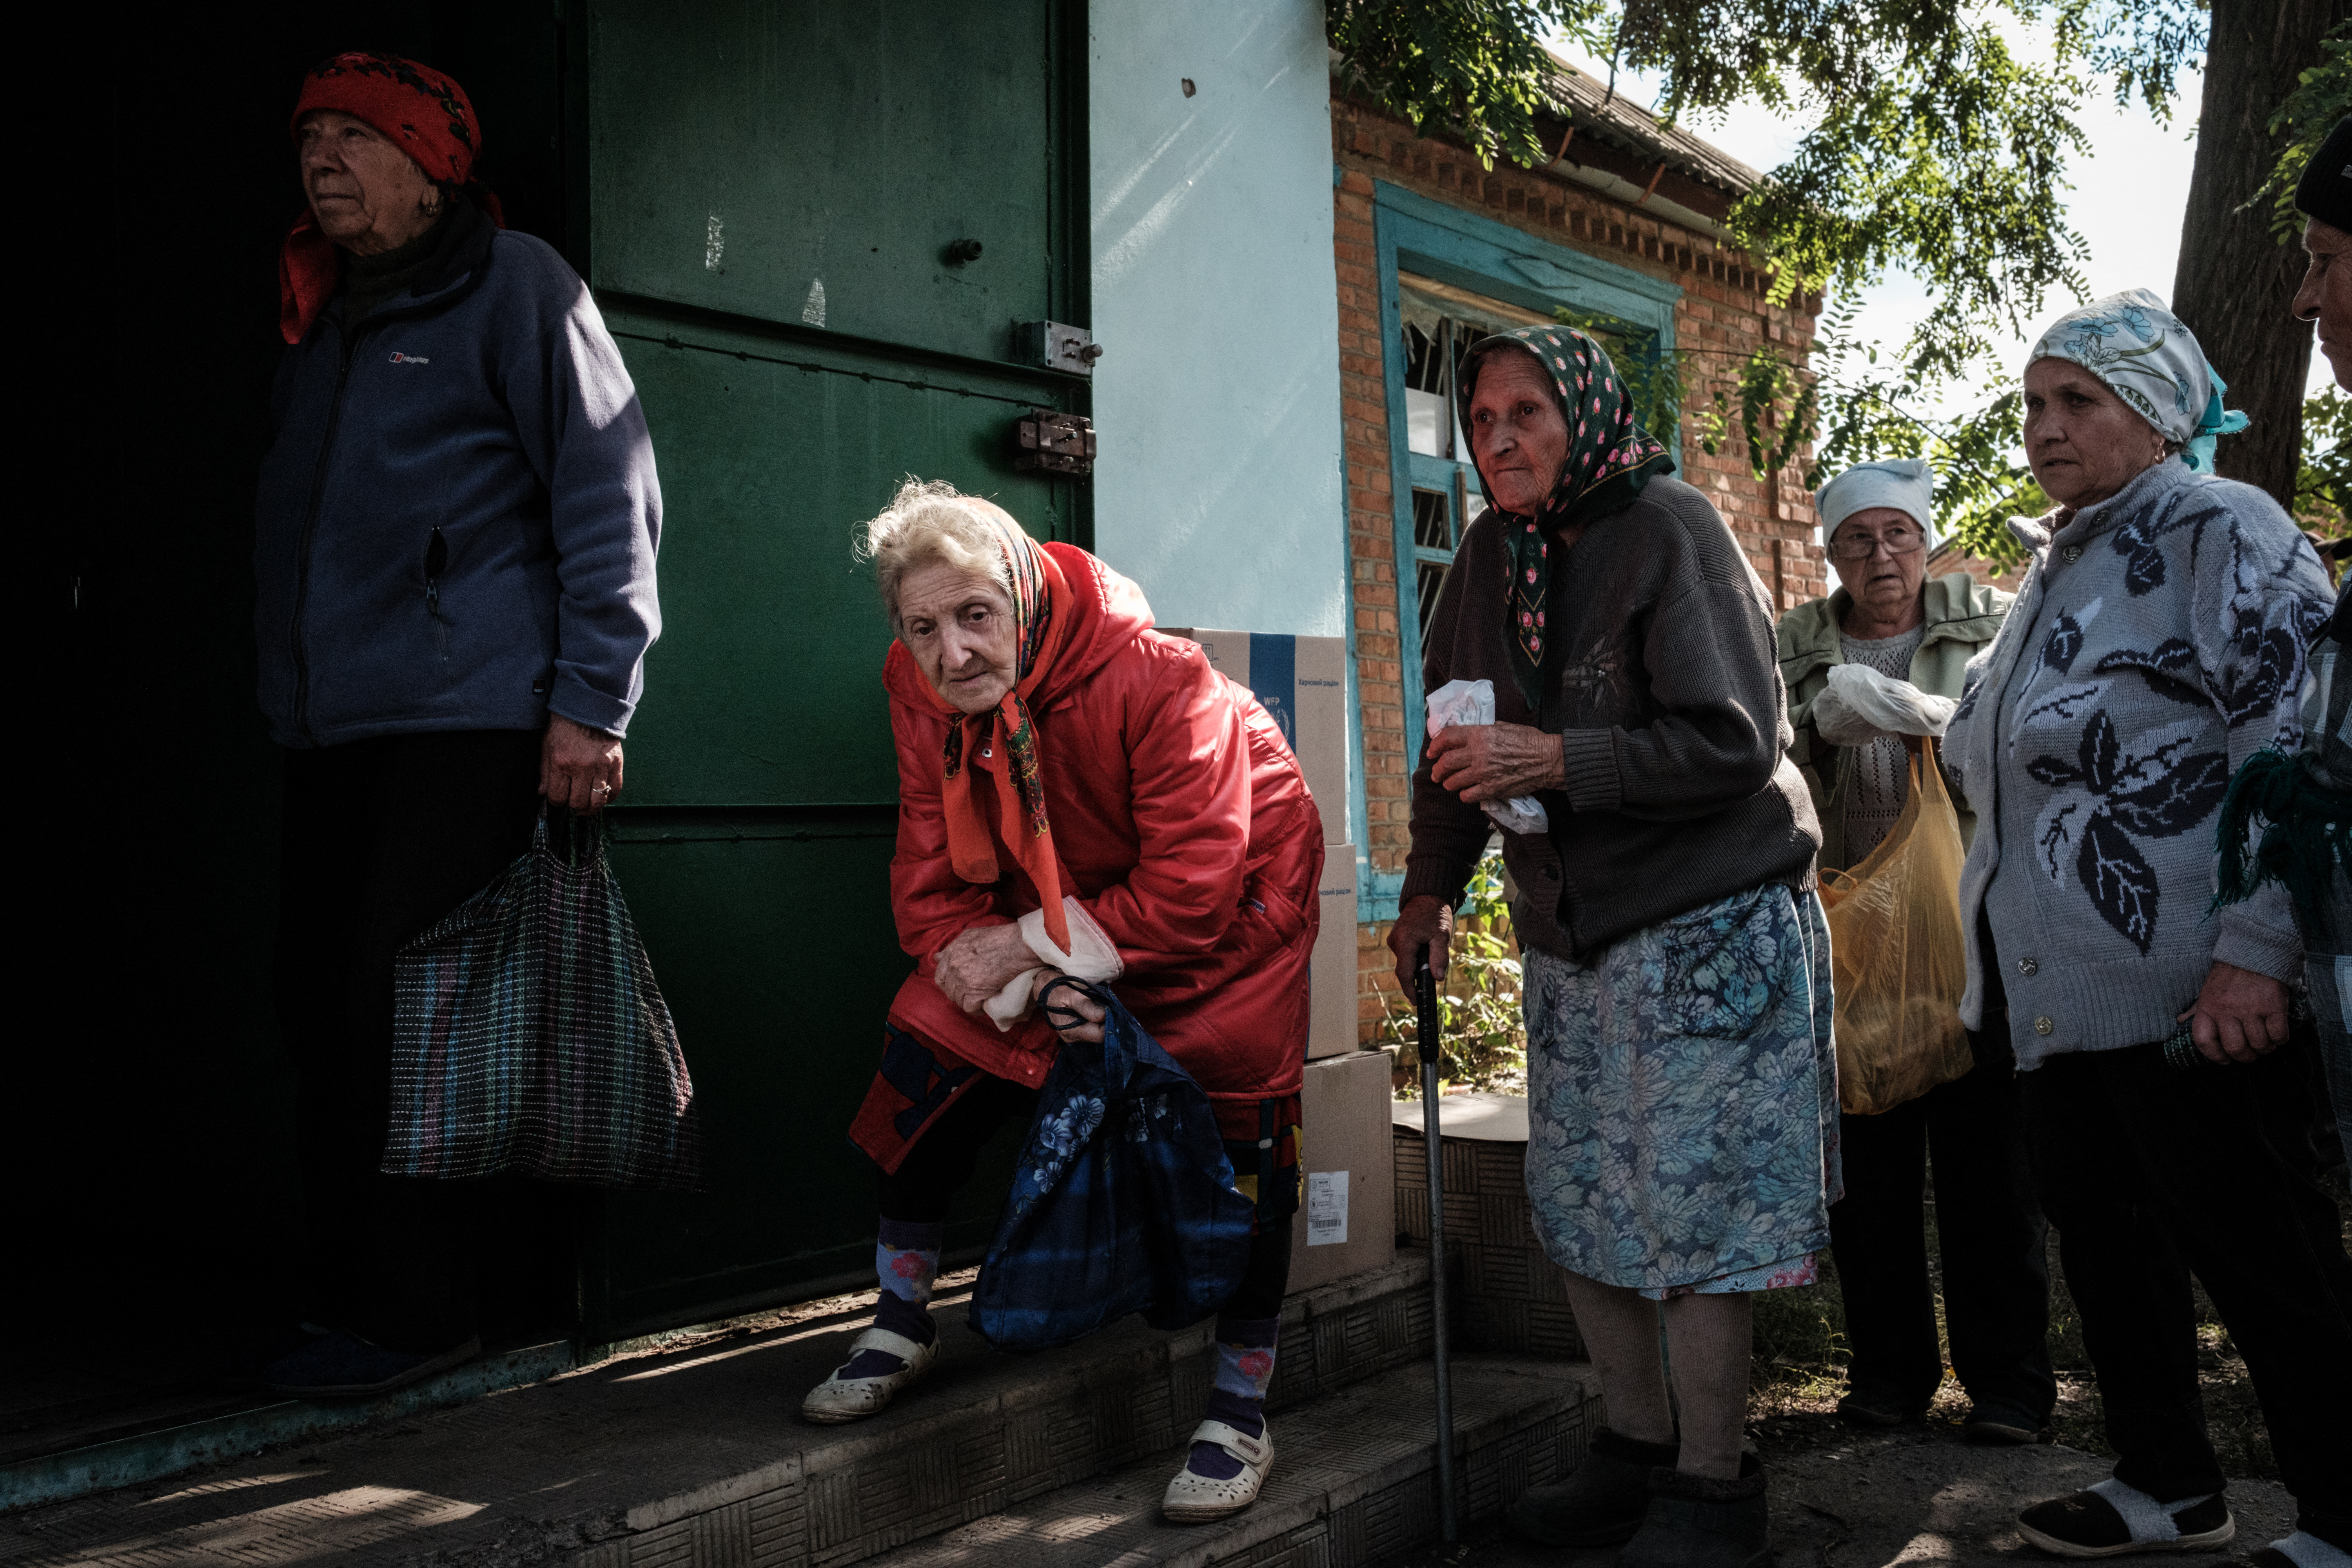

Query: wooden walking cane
[[1415, 958, 1458, 1544]]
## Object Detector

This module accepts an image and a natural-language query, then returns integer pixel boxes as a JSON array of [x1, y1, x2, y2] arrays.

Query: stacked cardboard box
[[1285, 1050, 1398, 1293], [1161, 628, 1358, 1059]]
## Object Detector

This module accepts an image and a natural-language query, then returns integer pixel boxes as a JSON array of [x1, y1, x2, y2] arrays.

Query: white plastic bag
[[1813, 662, 1958, 747], [1425, 679, 1550, 835]]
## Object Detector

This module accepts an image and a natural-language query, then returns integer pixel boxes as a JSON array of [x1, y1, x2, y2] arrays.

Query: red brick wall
[[1334, 99, 1831, 1042]]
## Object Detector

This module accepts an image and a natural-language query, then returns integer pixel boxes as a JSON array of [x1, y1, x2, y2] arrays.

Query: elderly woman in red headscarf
[[803, 479, 1321, 1524], [254, 55, 660, 1399]]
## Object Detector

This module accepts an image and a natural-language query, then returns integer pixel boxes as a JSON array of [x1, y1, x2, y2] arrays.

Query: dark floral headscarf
[[1459, 325, 1673, 708]]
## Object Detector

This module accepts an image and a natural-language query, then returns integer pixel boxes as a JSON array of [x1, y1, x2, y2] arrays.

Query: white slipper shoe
[[1161, 1417, 1274, 1523], [800, 1327, 938, 1424]]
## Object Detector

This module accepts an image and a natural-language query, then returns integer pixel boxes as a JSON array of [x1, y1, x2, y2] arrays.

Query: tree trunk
[[2169, 0, 2337, 508]]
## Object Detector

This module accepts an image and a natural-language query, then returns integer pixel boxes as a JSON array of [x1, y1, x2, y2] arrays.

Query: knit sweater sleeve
[[1557, 575, 1789, 820], [2199, 492, 2336, 981], [1401, 530, 1500, 909]]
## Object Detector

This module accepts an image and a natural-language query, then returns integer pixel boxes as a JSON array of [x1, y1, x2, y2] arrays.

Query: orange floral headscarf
[[924, 502, 1076, 951]]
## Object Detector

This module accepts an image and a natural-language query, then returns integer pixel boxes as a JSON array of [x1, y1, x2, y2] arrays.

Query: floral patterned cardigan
[[1945, 457, 2334, 1070]]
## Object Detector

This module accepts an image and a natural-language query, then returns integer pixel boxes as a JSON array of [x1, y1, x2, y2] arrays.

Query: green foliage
[[1561, 291, 2048, 561], [2253, 22, 2352, 241], [2301, 387, 2351, 529], [1380, 851, 1529, 1096], [1328, 0, 1605, 170], [1326, 0, 2238, 536]]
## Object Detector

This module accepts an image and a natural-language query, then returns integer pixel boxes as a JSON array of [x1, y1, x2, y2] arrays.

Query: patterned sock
[[1189, 1315, 1279, 1480], [840, 1218, 942, 1378]]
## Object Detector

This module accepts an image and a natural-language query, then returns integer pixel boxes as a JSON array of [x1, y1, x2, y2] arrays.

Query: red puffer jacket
[[883, 543, 1322, 1102]]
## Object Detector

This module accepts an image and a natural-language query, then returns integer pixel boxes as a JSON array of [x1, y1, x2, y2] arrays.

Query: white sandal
[[1161, 1417, 1274, 1523], [800, 1327, 938, 1424]]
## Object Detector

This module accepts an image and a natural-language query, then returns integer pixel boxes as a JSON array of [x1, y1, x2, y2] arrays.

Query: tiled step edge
[[573, 1256, 1439, 1568], [586, 1356, 1604, 1568]]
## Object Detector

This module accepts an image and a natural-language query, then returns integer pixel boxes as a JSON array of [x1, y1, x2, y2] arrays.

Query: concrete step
[[0, 1258, 1454, 1568], [825, 1356, 1602, 1568]]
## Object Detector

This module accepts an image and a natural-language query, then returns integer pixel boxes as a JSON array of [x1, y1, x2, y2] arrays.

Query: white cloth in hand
[[1813, 662, 1958, 746], [1425, 678, 1550, 835], [984, 896, 1125, 1031]]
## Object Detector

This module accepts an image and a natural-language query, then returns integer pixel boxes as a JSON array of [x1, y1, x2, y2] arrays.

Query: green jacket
[[1776, 573, 2013, 873]]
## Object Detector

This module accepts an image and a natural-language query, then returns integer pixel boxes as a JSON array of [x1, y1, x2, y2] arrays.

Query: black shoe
[[1617, 1456, 1769, 1568], [1962, 1402, 2050, 1446], [216, 1321, 331, 1389], [1508, 1426, 1681, 1546], [1837, 1385, 1924, 1426], [2016, 1486, 2233, 1559], [263, 1329, 481, 1399]]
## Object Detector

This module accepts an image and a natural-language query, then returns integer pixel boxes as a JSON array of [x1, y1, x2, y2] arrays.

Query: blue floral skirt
[[1524, 881, 1842, 1299]]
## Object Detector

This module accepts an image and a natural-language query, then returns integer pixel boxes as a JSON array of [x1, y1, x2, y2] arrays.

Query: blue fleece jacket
[[254, 201, 662, 747]]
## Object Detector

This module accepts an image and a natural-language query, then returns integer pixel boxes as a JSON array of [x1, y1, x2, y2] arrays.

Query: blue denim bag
[[969, 982, 1256, 1351]]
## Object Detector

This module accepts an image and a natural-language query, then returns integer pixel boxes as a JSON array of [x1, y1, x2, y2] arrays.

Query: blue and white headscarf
[[2026, 288, 2249, 474]]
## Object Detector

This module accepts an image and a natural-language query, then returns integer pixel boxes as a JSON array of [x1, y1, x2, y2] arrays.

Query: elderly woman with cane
[[1938, 290, 2350, 1566], [801, 480, 1322, 1524], [1392, 325, 1836, 1568]]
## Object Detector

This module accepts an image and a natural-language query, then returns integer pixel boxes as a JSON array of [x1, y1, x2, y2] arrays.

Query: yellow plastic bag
[[1817, 737, 1975, 1116]]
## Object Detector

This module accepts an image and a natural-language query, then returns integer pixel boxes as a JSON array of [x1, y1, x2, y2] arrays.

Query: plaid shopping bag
[[969, 983, 1256, 1351], [382, 814, 702, 1189]]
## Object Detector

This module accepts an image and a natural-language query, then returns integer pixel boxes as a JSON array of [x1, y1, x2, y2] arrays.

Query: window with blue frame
[[1352, 182, 1684, 922]]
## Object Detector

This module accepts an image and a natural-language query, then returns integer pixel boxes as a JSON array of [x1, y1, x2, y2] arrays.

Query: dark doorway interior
[[14, 0, 578, 1465]]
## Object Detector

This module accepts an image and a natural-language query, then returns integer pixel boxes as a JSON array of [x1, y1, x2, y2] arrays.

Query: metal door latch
[[1015, 409, 1096, 476], [1013, 320, 1103, 376]]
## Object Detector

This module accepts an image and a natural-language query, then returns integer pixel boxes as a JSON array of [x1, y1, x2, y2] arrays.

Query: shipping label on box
[[1163, 628, 1348, 848], [1305, 1171, 1349, 1245], [1309, 848, 1360, 1060], [1287, 1050, 1398, 1294]]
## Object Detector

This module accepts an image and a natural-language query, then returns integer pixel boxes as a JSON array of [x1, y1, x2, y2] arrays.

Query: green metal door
[[579, 0, 1090, 1337]]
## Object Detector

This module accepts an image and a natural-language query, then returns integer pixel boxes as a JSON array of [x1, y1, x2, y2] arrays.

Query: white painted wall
[[1087, 0, 1344, 638]]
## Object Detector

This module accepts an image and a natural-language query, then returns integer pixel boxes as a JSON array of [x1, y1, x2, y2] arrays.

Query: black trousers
[[2022, 1034, 2352, 1541], [877, 1075, 1296, 1320], [1828, 1027, 2055, 1420], [277, 730, 544, 1351]]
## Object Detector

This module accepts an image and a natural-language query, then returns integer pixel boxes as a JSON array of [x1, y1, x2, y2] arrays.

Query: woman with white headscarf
[[1775, 461, 2051, 1448], [1940, 290, 2350, 1566]]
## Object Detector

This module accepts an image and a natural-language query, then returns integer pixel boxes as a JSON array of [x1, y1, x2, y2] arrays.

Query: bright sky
[[1550, 34, 2334, 419]]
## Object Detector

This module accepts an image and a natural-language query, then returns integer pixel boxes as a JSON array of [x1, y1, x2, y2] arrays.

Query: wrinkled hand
[[542, 715, 624, 813], [1388, 894, 1456, 993], [1034, 971, 1107, 1043], [2181, 960, 2290, 1065], [1426, 720, 1565, 803], [933, 922, 1038, 1013]]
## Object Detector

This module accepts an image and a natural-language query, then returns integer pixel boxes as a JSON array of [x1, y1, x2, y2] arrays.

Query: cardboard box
[[1163, 628, 1348, 848], [1287, 1049, 1399, 1294], [1310, 847, 1361, 1059]]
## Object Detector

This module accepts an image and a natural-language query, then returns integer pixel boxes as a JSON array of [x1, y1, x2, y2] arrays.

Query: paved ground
[[1370, 1418, 2296, 1568]]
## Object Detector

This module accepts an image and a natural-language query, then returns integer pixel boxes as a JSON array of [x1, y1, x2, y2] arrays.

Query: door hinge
[[1015, 409, 1096, 477], [1013, 320, 1103, 377]]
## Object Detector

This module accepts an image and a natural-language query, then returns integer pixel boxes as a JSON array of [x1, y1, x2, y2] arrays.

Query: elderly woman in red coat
[[801, 479, 1322, 1523]]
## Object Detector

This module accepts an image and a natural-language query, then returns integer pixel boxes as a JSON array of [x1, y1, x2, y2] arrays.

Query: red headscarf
[[922, 502, 1077, 951], [279, 53, 502, 345]]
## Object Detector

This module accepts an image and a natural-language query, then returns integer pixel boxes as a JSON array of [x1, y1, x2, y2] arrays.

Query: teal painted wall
[[1085, 1, 1345, 642]]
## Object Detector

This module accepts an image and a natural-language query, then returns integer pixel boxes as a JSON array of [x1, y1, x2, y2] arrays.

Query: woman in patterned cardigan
[[1942, 291, 2349, 1567]]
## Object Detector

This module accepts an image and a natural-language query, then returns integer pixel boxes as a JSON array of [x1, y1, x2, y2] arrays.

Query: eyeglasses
[[1828, 524, 1926, 562]]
